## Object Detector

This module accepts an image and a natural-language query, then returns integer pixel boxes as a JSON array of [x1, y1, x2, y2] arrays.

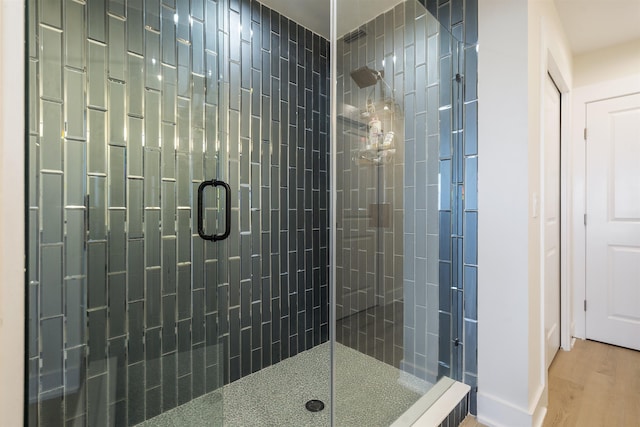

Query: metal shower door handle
[[197, 179, 231, 241]]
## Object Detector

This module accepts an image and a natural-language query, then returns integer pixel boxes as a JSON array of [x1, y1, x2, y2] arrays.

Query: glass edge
[[329, 0, 338, 425], [23, 0, 31, 424]]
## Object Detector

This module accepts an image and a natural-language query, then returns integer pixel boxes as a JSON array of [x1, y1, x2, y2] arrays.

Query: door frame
[[542, 52, 572, 353], [572, 75, 640, 340], [542, 71, 562, 367]]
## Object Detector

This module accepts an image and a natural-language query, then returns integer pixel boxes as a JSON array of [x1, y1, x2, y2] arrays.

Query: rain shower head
[[350, 66, 384, 88]]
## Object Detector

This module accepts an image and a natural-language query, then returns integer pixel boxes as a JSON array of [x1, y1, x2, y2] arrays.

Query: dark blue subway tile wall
[[336, 1, 419, 372], [27, 0, 329, 425], [336, 0, 446, 385], [399, 0, 444, 384], [422, 0, 478, 415]]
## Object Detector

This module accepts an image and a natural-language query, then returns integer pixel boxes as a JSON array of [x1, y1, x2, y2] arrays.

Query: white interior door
[[586, 92, 640, 351], [544, 74, 561, 368]]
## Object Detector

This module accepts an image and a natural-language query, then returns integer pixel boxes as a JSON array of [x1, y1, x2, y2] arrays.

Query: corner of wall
[[478, 0, 577, 424], [477, 0, 532, 423]]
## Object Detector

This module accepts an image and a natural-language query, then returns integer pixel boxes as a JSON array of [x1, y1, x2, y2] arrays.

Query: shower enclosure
[[26, 0, 471, 425]]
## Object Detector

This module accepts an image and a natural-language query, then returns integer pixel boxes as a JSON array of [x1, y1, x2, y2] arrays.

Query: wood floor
[[459, 339, 640, 427], [543, 339, 640, 426]]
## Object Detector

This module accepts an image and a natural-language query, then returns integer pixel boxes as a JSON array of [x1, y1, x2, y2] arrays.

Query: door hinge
[[584, 300, 587, 311], [584, 128, 587, 140], [584, 214, 587, 226]]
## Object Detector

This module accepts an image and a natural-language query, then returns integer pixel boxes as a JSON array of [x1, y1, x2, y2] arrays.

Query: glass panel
[[206, 1, 332, 424], [28, 0, 474, 425], [28, 0, 229, 424], [333, 0, 465, 424], [28, 0, 331, 426]]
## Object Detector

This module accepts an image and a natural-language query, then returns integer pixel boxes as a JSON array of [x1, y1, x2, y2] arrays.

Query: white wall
[[526, 2, 573, 423], [0, 0, 25, 425], [573, 39, 640, 89], [477, 0, 531, 424], [571, 40, 640, 340], [477, 0, 572, 425]]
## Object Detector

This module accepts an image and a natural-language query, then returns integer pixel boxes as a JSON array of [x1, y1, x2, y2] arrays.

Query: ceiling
[[554, 0, 640, 54], [258, 0, 404, 38]]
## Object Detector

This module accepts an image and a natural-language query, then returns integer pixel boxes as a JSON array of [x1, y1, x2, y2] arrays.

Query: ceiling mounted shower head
[[350, 66, 384, 89]]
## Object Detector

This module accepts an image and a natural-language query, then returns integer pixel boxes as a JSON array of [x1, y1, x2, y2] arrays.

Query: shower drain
[[305, 399, 325, 412]]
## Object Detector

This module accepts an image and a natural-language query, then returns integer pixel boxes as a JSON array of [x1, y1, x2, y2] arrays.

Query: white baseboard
[[477, 388, 546, 427]]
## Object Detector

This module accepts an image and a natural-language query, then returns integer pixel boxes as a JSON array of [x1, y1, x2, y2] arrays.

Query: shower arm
[[372, 71, 396, 108], [367, 76, 400, 118], [375, 71, 393, 93]]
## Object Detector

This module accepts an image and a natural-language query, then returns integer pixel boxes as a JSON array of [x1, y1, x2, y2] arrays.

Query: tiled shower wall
[[422, 0, 479, 415], [27, 0, 329, 425], [336, 0, 476, 390], [334, 5, 408, 367], [336, 0, 445, 374], [335, 0, 444, 373], [335, 2, 479, 411], [400, 2, 443, 384]]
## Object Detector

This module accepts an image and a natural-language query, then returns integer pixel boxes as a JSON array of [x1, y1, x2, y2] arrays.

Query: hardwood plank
[[544, 339, 640, 427], [574, 371, 616, 426], [544, 376, 583, 427], [459, 340, 639, 427], [460, 415, 485, 427]]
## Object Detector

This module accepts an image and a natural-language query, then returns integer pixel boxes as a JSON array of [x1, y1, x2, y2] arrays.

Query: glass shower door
[[204, 0, 333, 423], [25, 0, 230, 424], [26, 0, 331, 426], [26, 0, 470, 424]]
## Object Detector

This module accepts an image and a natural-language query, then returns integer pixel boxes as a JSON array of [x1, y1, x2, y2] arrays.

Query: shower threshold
[[136, 343, 434, 427]]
